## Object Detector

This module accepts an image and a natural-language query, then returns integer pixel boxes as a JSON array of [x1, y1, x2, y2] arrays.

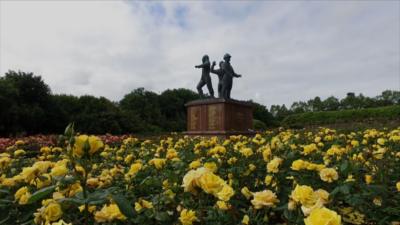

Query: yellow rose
[[262, 146, 272, 161], [94, 203, 126, 222], [304, 207, 341, 225], [351, 140, 359, 147], [149, 158, 167, 169], [50, 165, 68, 177], [240, 147, 253, 157], [44, 202, 63, 223], [14, 149, 26, 157], [141, 199, 153, 209], [181, 168, 207, 192], [319, 168, 339, 183], [291, 159, 306, 171], [179, 209, 197, 225], [265, 175, 273, 186], [166, 148, 178, 159], [396, 181, 400, 192], [216, 201, 229, 210], [365, 175, 373, 184], [204, 162, 218, 173], [303, 143, 318, 155], [251, 190, 279, 209], [189, 160, 202, 169], [216, 185, 235, 201], [73, 135, 88, 157], [267, 157, 283, 173], [197, 172, 225, 195], [134, 202, 143, 212], [241, 187, 253, 199], [242, 215, 250, 225], [73, 135, 104, 157], [126, 162, 142, 177], [291, 185, 317, 207], [377, 138, 386, 145], [14, 186, 31, 205]]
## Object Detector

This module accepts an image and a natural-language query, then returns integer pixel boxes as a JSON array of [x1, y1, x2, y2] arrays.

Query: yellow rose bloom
[[14, 149, 26, 157], [50, 165, 68, 177], [216, 185, 235, 201], [197, 172, 225, 195], [189, 160, 202, 169], [94, 203, 126, 222], [267, 157, 283, 173], [204, 162, 218, 173], [126, 162, 142, 177], [44, 202, 63, 223], [241, 187, 253, 199], [216, 201, 229, 210], [377, 138, 386, 145], [240, 147, 253, 157], [251, 190, 279, 209], [149, 158, 167, 169], [319, 168, 339, 183], [291, 159, 306, 171], [181, 168, 207, 192], [396, 181, 400, 192], [242, 215, 250, 225], [365, 175, 373, 184], [291, 185, 317, 207], [14, 186, 31, 205], [179, 209, 197, 225], [73, 135, 104, 158], [304, 207, 341, 225], [265, 175, 273, 186]]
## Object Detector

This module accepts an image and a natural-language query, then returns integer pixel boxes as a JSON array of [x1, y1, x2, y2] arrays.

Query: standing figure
[[221, 53, 242, 99], [210, 61, 225, 98], [195, 55, 214, 98]]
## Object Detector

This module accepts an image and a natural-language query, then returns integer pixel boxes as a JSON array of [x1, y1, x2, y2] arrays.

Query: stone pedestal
[[184, 98, 255, 137]]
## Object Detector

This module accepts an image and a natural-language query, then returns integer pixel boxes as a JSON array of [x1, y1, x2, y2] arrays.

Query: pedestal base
[[184, 98, 255, 137]]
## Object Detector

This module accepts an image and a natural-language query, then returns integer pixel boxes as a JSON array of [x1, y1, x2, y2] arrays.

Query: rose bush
[[0, 126, 399, 224]]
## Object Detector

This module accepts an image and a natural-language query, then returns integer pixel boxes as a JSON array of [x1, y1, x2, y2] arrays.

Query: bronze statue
[[211, 61, 224, 98], [195, 55, 214, 98], [220, 53, 241, 99]]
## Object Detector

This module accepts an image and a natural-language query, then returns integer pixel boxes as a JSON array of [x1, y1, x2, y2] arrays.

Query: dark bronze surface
[[185, 98, 254, 137]]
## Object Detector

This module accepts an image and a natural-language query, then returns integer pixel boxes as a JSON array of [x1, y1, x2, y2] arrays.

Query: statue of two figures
[[195, 53, 242, 99]]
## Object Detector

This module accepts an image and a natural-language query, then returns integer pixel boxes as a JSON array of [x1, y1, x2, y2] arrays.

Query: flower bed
[[0, 126, 399, 225]]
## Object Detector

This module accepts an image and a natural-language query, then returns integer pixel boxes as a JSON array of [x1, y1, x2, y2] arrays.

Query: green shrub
[[282, 105, 400, 127]]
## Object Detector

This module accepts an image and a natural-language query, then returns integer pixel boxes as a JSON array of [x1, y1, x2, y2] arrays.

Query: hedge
[[282, 105, 400, 128]]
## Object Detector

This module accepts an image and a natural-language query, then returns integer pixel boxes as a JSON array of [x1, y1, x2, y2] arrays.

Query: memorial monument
[[185, 53, 254, 137]]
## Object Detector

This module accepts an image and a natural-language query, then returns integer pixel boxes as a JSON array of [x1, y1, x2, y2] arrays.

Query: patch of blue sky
[[174, 5, 188, 29]]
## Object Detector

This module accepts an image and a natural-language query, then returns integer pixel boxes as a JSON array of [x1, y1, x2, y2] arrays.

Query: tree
[[249, 101, 277, 127], [120, 88, 163, 132], [1, 71, 51, 135], [159, 88, 199, 131], [322, 96, 340, 111]]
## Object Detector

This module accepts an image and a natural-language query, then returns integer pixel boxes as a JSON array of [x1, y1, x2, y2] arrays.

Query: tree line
[[0, 71, 275, 136], [1, 71, 398, 136], [270, 91, 400, 121]]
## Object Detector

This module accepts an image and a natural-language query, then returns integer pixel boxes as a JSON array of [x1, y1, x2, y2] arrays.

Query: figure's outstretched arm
[[195, 61, 210, 68]]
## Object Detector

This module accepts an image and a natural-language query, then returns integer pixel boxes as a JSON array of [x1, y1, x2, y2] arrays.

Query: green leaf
[[111, 194, 135, 218], [28, 185, 56, 204], [58, 197, 85, 205], [155, 212, 170, 222]]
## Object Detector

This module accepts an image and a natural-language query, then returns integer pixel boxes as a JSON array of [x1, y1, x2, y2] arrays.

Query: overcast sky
[[1, 1, 399, 107]]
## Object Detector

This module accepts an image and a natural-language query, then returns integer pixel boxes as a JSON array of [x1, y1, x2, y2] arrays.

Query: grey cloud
[[0, 1, 398, 108]]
